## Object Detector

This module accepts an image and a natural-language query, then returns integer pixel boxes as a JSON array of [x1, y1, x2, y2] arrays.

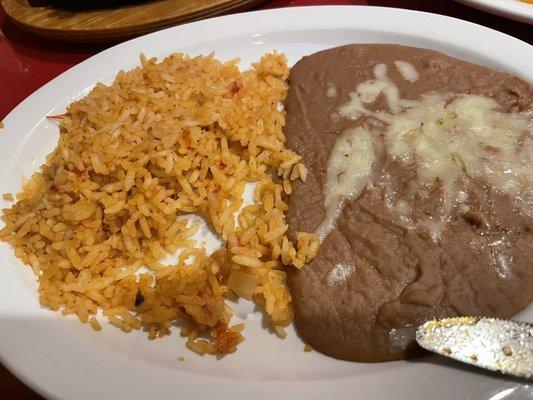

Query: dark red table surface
[[0, 0, 531, 398]]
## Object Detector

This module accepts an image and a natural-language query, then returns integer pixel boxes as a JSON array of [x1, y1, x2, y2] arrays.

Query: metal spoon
[[415, 317, 533, 380]]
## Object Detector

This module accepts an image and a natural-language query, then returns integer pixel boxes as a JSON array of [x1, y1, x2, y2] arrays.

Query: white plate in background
[[456, 0, 533, 24], [0, 6, 532, 400]]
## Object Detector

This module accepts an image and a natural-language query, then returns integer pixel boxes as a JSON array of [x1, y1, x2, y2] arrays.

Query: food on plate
[[2, 43, 532, 362], [0, 52, 318, 356], [285, 44, 533, 362]]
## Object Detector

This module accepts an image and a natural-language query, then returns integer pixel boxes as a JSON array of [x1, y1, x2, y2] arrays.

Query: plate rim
[[1, 5, 532, 400], [455, 0, 533, 24]]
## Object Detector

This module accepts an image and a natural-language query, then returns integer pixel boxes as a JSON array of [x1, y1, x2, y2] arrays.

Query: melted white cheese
[[327, 83, 338, 98], [373, 63, 402, 113], [339, 63, 418, 120], [333, 63, 532, 240], [326, 263, 356, 286], [315, 127, 375, 241], [393, 60, 420, 82], [386, 94, 533, 218]]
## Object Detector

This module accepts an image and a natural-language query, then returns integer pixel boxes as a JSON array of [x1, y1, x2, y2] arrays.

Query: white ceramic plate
[[456, 0, 533, 24], [0, 6, 532, 400]]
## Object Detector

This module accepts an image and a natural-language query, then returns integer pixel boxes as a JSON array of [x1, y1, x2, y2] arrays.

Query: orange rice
[[0, 52, 318, 355]]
